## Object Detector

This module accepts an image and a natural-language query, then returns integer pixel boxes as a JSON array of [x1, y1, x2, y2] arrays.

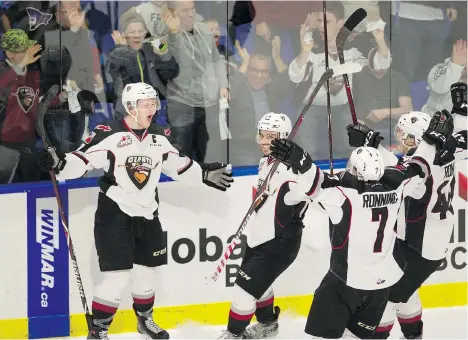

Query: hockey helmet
[[256, 112, 292, 143], [122, 82, 161, 115], [346, 147, 385, 182], [395, 111, 431, 148]]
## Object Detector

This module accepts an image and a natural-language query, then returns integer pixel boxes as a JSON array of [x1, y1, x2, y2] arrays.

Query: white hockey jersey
[[381, 131, 467, 261], [246, 156, 310, 248], [307, 142, 435, 290], [58, 120, 203, 219]]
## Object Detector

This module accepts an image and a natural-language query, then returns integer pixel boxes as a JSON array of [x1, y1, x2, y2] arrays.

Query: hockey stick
[[37, 85, 93, 330], [209, 62, 362, 282], [323, 0, 334, 175], [336, 8, 368, 124]]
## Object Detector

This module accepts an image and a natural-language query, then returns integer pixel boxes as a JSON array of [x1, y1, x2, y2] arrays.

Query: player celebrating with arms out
[[269, 110, 455, 339], [218, 112, 312, 339], [346, 83, 467, 340], [38, 83, 234, 340]]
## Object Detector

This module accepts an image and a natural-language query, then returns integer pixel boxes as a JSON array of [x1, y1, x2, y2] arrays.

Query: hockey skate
[[217, 329, 244, 339], [87, 325, 109, 340], [134, 308, 170, 339], [243, 306, 280, 339]]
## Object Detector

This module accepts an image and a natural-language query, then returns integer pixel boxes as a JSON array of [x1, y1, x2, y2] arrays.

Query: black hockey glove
[[434, 136, 456, 166], [201, 162, 234, 191], [454, 130, 467, 150], [38, 147, 66, 173], [77, 90, 100, 116], [98, 176, 116, 194], [451, 82, 467, 116], [270, 138, 312, 174], [346, 123, 383, 148], [422, 110, 454, 150]]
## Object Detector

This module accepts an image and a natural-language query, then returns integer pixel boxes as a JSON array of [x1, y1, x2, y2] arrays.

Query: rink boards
[[0, 160, 466, 339]]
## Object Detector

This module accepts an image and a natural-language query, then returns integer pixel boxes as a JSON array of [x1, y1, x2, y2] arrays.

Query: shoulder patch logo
[[164, 128, 171, 137], [125, 156, 154, 190], [13, 86, 38, 113], [95, 125, 112, 132], [84, 131, 96, 144], [117, 135, 132, 148]]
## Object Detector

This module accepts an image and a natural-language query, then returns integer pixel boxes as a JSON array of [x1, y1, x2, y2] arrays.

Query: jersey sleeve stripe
[[178, 158, 193, 175], [71, 151, 89, 165], [407, 156, 431, 178], [331, 187, 352, 250], [306, 166, 323, 197]]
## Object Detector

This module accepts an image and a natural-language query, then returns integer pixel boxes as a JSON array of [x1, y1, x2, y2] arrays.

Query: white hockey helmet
[[256, 112, 292, 143], [346, 147, 385, 182], [395, 111, 431, 148], [122, 82, 160, 114]]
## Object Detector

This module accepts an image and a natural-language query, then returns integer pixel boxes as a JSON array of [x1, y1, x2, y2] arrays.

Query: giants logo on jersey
[[13, 86, 38, 113], [125, 156, 155, 190]]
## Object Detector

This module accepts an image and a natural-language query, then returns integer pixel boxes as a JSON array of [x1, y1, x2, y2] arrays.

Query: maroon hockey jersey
[[0, 61, 40, 144]]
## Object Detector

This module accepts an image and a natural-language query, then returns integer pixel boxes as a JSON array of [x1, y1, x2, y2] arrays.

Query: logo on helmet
[[411, 117, 418, 123]]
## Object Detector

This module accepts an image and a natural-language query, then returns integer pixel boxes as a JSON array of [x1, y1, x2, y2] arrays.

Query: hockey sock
[[228, 285, 256, 335], [373, 301, 396, 339], [397, 292, 423, 338], [255, 288, 275, 323], [92, 270, 131, 328], [397, 314, 423, 338], [132, 264, 157, 315]]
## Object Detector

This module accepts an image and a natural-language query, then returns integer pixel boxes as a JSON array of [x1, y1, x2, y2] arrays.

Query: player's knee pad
[[397, 291, 422, 318], [231, 284, 256, 313], [94, 270, 131, 304], [131, 264, 157, 296], [379, 301, 397, 326]]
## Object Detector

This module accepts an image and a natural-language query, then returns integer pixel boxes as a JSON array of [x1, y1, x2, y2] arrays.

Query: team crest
[[125, 156, 155, 190], [117, 135, 132, 148], [164, 128, 171, 137], [13, 86, 38, 113], [26, 7, 52, 31]]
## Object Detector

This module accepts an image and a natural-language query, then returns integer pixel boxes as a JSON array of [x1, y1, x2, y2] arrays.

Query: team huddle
[[38, 81, 467, 340]]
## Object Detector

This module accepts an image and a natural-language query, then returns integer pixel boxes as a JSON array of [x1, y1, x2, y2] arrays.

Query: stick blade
[[344, 8, 368, 31], [332, 63, 363, 76]]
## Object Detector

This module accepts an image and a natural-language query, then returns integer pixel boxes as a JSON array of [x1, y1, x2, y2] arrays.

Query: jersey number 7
[[371, 207, 388, 253]]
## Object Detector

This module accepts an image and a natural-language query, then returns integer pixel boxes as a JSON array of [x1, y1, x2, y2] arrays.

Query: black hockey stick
[[323, 0, 334, 175], [336, 8, 368, 124], [37, 85, 93, 330], [209, 62, 362, 282]]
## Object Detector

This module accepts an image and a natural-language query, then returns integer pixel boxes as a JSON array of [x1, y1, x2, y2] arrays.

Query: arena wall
[[0, 160, 466, 339]]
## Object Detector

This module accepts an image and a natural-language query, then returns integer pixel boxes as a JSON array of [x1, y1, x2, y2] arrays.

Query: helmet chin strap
[[128, 107, 146, 129]]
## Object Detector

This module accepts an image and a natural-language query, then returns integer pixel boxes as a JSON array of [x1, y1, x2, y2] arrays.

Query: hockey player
[[38, 82, 234, 340], [347, 85, 467, 339], [270, 110, 455, 339], [217, 112, 310, 339]]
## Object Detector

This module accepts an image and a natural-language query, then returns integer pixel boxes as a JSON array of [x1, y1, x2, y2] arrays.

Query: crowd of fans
[[0, 0, 466, 184]]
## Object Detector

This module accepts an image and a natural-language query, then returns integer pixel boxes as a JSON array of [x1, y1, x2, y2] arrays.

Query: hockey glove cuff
[[270, 138, 312, 174], [346, 123, 383, 148], [451, 82, 467, 116], [422, 110, 454, 150], [201, 162, 234, 191], [38, 147, 66, 173]]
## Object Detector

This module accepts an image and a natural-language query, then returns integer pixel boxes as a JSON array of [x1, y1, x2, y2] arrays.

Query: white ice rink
[[47, 306, 467, 339]]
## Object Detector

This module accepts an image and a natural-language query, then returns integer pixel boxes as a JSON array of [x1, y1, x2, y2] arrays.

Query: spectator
[[228, 39, 293, 166], [132, 1, 203, 41], [163, 1, 229, 163], [288, 2, 391, 160], [0, 29, 41, 184], [41, 0, 104, 153], [107, 10, 179, 119], [353, 49, 413, 144], [423, 39, 467, 117], [250, 0, 320, 63], [389, 0, 458, 82], [205, 18, 234, 58]]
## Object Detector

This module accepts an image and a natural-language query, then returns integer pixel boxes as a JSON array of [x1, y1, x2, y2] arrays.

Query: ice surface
[[45, 306, 467, 339]]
